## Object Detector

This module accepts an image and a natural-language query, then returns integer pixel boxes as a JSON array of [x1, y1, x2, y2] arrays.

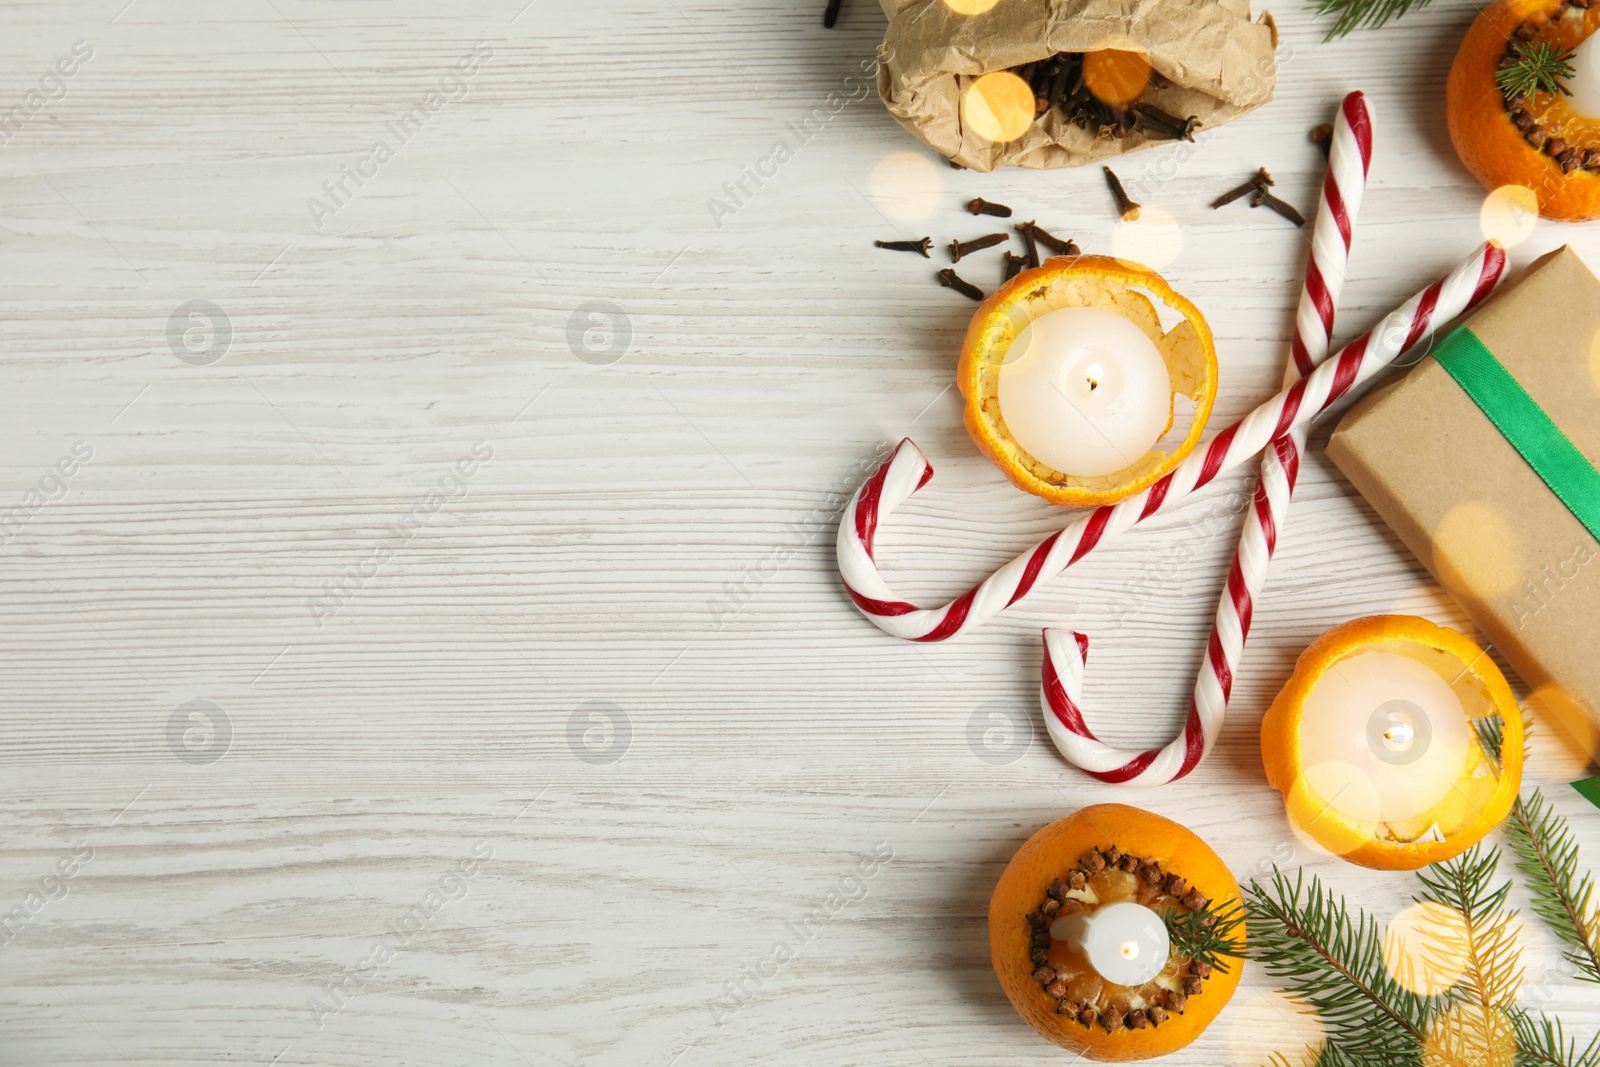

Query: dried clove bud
[[968, 197, 1013, 218], [1067, 871, 1087, 891], [1167, 992, 1188, 1014], [1191, 960, 1213, 979], [823, 0, 842, 27], [1081, 849, 1107, 871], [1026, 221, 1075, 256], [874, 237, 932, 257], [950, 232, 1009, 262], [937, 268, 985, 301], [1041, 897, 1061, 917], [1002, 251, 1027, 282], [1311, 122, 1333, 158], [1251, 187, 1307, 227], [1211, 167, 1274, 210], [1165, 875, 1188, 898], [1127, 1010, 1148, 1030], [1033, 965, 1056, 984], [1101, 1008, 1124, 1033], [1027, 910, 1048, 929], [1147, 1005, 1168, 1026], [1103, 166, 1140, 221], [1183, 976, 1204, 996], [1046, 979, 1068, 998], [1182, 891, 1210, 912]]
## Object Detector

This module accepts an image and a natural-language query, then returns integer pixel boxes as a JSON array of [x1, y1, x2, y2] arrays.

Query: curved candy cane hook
[[838, 242, 1506, 782]]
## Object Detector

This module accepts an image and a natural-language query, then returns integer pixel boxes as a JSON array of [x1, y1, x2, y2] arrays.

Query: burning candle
[[1049, 900, 1170, 986], [996, 306, 1171, 478], [1294, 649, 1475, 825]]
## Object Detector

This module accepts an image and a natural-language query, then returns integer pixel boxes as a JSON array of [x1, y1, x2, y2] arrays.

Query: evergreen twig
[[1245, 866, 1456, 1067], [1497, 41, 1577, 100], [1312, 0, 1435, 40], [1510, 1009, 1600, 1067], [1162, 898, 1247, 975]]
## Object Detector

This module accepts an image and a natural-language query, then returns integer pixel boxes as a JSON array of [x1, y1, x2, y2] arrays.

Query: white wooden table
[[3, 1, 1598, 1064]]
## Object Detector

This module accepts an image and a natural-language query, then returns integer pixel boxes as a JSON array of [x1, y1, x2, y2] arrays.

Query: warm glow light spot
[[867, 151, 945, 223], [1480, 185, 1539, 248], [1298, 760, 1382, 855], [1383, 901, 1470, 995], [1423, 1003, 1516, 1067], [1083, 49, 1153, 106], [1111, 205, 1182, 271], [1119, 940, 1138, 960], [1225, 988, 1326, 1067], [941, 0, 1002, 13], [1432, 501, 1520, 599], [962, 71, 1036, 143]]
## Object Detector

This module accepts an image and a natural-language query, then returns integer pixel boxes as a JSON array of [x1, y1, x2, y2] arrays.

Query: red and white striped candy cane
[[1041, 93, 1376, 785], [838, 241, 1506, 652]]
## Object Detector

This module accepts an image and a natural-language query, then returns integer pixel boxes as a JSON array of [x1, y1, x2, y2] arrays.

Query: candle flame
[[1085, 362, 1103, 391], [1120, 940, 1139, 960]]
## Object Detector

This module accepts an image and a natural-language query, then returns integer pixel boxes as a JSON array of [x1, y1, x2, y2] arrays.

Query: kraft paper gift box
[[1327, 245, 1600, 760]]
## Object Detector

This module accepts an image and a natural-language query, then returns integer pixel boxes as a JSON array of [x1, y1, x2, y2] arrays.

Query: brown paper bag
[[876, 0, 1278, 171]]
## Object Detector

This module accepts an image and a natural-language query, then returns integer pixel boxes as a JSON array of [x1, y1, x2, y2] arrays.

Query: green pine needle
[[1313, 0, 1435, 40], [1414, 844, 1524, 1010], [1497, 41, 1577, 100], [1245, 867, 1446, 1067], [1510, 1009, 1600, 1067], [1477, 718, 1600, 984], [1161, 898, 1247, 975], [1503, 788, 1600, 984]]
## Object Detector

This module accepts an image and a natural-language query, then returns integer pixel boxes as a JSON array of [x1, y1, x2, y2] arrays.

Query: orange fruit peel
[[1260, 615, 1525, 871], [957, 255, 1218, 507], [989, 804, 1244, 1061], [1448, 0, 1600, 220]]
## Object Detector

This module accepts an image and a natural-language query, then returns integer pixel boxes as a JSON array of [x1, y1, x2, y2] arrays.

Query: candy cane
[[838, 241, 1506, 649], [1040, 93, 1376, 785]]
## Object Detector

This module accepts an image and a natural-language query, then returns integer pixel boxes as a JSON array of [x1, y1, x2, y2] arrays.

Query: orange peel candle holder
[[989, 804, 1244, 1061], [1260, 615, 1526, 871], [957, 255, 1218, 507]]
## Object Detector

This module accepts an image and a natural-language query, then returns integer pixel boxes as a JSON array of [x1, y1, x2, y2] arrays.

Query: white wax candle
[[1297, 650, 1472, 822], [1049, 901, 1170, 986], [996, 306, 1171, 478], [1566, 34, 1600, 119]]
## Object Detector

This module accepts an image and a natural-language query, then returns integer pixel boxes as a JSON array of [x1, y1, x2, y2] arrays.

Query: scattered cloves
[[1002, 251, 1027, 282], [1103, 166, 1140, 221], [1211, 167, 1274, 210], [937, 267, 985, 301], [1310, 122, 1333, 159], [950, 232, 1009, 262], [823, 0, 842, 28], [967, 196, 1013, 218], [1014, 221, 1041, 269], [874, 237, 932, 257], [1251, 187, 1307, 227], [1026, 222, 1077, 256]]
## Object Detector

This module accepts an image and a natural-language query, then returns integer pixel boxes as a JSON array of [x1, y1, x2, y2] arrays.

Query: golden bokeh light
[[1382, 901, 1470, 995], [1297, 760, 1382, 856], [961, 71, 1036, 144], [1479, 185, 1539, 249], [1111, 205, 1183, 271], [1432, 501, 1521, 599], [1083, 49, 1153, 106], [867, 150, 945, 223], [941, 0, 1003, 14], [1225, 987, 1326, 1067], [1423, 1003, 1516, 1067]]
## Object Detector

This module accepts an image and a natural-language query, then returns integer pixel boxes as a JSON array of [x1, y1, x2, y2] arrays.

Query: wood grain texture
[[1, 1, 1597, 1064]]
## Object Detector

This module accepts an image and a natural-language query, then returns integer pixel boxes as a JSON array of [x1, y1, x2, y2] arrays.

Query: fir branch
[[1415, 844, 1524, 1010], [1312, 0, 1434, 40], [1162, 898, 1247, 975], [1497, 41, 1577, 100], [1510, 1009, 1600, 1067], [1245, 867, 1452, 1067], [1503, 788, 1600, 984]]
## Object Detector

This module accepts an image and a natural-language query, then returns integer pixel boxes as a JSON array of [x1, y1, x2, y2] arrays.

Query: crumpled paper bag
[[876, 0, 1278, 171]]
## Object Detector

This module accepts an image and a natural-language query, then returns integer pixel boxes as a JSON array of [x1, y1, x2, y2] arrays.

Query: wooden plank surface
[[2, 1, 1598, 1064]]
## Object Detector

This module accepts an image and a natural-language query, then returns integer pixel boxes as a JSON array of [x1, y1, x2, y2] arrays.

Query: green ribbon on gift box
[[1432, 327, 1600, 547], [1575, 775, 1600, 810]]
